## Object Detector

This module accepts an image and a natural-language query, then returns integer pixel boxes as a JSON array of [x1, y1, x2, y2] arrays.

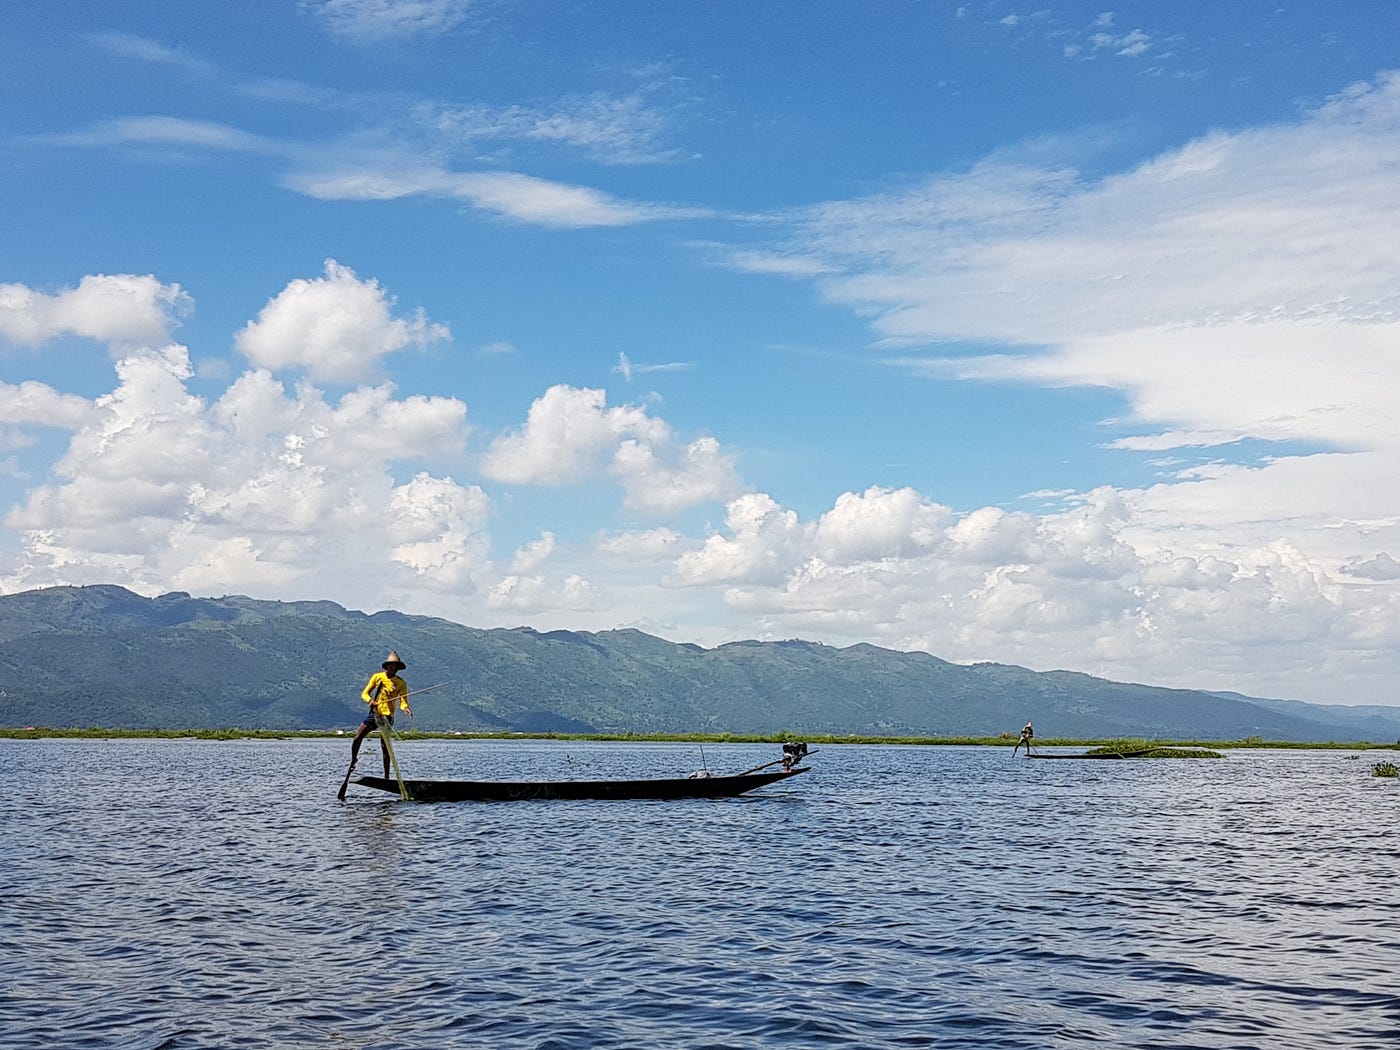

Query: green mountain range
[[2, 584, 1396, 742]]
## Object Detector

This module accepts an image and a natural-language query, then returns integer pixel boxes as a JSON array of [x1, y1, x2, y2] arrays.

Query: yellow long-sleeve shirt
[[362, 671, 410, 717]]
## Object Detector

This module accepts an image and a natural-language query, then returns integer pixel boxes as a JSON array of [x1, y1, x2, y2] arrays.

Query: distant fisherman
[[349, 651, 412, 778], [1013, 721, 1034, 757]]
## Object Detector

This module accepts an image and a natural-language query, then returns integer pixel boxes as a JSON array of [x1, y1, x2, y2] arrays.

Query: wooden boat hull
[[352, 766, 809, 802]]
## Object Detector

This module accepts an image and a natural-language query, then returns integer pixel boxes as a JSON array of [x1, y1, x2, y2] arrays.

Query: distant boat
[[347, 742, 816, 802], [1026, 745, 1223, 760]]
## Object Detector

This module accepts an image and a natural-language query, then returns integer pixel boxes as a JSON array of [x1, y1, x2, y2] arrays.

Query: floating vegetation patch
[[1372, 761, 1399, 778], [1083, 740, 1224, 759]]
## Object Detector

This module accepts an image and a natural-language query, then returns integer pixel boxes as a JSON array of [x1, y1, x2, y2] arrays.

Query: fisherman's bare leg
[[349, 722, 374, 770]]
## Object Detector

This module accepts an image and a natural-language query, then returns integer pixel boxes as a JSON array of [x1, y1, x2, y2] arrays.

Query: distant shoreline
[[1, 727, 1395, 749]]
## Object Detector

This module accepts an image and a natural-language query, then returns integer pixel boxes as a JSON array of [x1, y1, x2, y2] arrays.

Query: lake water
[[1, 738, 1397, 1049]]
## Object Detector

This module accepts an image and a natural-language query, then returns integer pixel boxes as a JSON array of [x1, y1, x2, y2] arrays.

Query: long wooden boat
[[351, 765, 809, 802]]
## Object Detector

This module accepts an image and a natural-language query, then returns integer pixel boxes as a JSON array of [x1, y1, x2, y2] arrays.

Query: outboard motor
[[781, 741, 809, 770]]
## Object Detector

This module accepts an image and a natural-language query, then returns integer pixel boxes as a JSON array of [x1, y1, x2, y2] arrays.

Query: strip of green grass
[[1081, 740, 1224, 758], [1, 726, 1396, 748]]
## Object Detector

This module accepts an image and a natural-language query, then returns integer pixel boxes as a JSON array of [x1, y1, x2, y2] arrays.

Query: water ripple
[[3, 739, 1398, 1047]]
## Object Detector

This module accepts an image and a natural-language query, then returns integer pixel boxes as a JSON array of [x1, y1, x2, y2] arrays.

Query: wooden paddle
[[335, 717, 411, 801], [376, 714, 411, 801], [738, 747, 820, 776]]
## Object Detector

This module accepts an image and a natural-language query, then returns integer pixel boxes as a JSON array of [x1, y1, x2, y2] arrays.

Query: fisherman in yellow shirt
[[349, 651, 412, 778], [1013, 720, 1034, 757]]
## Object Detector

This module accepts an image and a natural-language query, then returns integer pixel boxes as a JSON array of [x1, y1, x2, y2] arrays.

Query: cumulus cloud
[[487, 572, 602, 612], [815, 486, 951, 564], [510, 531, 557, 574], [234, 260, 449, 382], [611, 435, 738, 515], [0, 381, 94, 432], [675, 493, 806, 585], [0, 274, 191, 349], [668, 485, 1400, 703], [481, 386, 658, 485], [385, 472, 491, 586], [481, 385, 740, 515], [3, 343, 484, 605], [1344, 552, 1400, 581]]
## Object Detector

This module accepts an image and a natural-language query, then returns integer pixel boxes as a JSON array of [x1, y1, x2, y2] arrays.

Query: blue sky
[[4, 1, 1400, 706]]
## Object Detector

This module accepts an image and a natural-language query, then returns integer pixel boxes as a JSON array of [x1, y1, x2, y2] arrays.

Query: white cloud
[[611, 435, 739, 515], [674, 493, 806, 585], [234, 259, 449, 382], [422, 92, 676, 165], [87, 31, 213, 74], [37, 86, 691, 230], [594, 527, 684, 560], [1092, 28, 1151, 57], [386, 472, 492, 586], [454, 171, 691, 227], [286, 167, 702, 228], [948, 322, 1400, 453], [42, 116, 276, 154], [510, 531, 557, 574], [0, 274, 191, 348], [481, 386, 659, 485], [1345, 552, 1400, 581], [481, 385, 739, 515], [305, 0, 474, 41], [613, 352, 693, 381], [793, 75, 1400, 348], [815, 486, 951, 564], [666, 486, 1400, 704], [724, 249, 833, 278], [487, 572, 602, 612], [0, 381, 94, 431], [3, 343, 483, 606]]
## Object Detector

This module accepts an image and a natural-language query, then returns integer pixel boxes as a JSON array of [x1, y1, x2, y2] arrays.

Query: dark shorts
[[361, 713, 394, 730]]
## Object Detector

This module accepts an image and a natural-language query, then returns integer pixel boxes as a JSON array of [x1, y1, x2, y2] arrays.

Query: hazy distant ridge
[[3, 586, 1396, 742]]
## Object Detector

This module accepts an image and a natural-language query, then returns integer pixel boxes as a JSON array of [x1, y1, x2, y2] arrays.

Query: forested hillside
[[2, 585, 1394, 742]]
